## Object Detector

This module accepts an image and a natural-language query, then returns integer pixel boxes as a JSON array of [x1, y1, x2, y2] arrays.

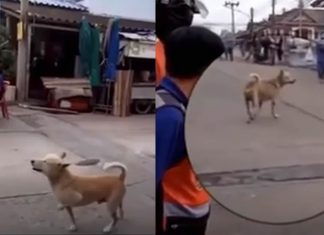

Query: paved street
[[185, 61, 324, 234], [0, 108, 154, 234]]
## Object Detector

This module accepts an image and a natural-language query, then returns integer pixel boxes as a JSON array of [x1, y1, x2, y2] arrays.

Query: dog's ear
[[60, 152, 67, 159], [62, 163, 70, 168], [279, 70, 284, 77]]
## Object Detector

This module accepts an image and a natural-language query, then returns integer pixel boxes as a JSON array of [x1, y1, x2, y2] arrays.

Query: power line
[[224, 1, 240, 33]]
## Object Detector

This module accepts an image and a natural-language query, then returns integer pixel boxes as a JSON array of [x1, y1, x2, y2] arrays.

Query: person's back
[[156, 26, 225, 235]]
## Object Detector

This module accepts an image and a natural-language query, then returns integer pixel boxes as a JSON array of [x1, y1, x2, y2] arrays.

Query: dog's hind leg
[[252, 88, 261, 120], [245, 99, 254, 123], [271, 100, 279, 119], [103, 192, 123, 233], [65, 206, 77, 232], [119, 201, 124, 219], [57, 203, 65, 211], [103, 202, 119, 233], [259, 100, 263, 111]]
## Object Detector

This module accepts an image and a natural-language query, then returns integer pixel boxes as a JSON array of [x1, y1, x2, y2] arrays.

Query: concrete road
[[185, 61, 324, 234], [0, 110, 154, 234]]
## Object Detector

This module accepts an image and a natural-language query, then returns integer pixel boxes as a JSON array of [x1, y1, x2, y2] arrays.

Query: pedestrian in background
[[224, 36, 235, 61], [245, 33, 256, 61], [316, 33, 324, 83], [277, 35, 284, 62]]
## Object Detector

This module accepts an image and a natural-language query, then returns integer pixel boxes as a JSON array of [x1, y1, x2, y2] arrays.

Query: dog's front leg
[[65, 206, 77, 232], [271, 100, 279, 119]]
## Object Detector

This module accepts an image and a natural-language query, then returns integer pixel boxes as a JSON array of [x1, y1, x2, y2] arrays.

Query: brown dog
[[31, 153, 127, 233], [244, 70, 296, 123]]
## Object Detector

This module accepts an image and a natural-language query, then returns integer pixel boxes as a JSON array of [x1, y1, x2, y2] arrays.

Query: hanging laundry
[[103, 18, 121, 81], [79, 19, 92, 77]]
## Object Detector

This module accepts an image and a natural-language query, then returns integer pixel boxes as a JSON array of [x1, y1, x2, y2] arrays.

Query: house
[[240, 8, 324, 40], [311, 0, 324, 7], [0, 0, 155, 116]]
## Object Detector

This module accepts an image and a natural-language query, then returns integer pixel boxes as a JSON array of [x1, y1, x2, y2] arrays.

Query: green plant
[[0, 25, 16, 85]]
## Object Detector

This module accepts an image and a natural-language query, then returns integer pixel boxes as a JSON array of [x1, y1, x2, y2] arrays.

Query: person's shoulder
[[156, 105, 184, 125]]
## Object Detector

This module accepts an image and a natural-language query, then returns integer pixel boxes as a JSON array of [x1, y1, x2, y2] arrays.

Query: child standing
[[0, 61, 9, 119], [0, 61, 5, 102]]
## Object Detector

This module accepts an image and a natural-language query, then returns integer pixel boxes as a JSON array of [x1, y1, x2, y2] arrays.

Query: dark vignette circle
[[184, 131, 324, 226], [184, 65, 324, 226]]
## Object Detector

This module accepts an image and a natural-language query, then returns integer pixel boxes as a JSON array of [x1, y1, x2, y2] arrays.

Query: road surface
[[185, 61, 324, 234], [0, 108, 154, 234]]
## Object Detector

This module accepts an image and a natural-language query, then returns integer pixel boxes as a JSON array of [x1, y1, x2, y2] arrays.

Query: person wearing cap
[[156, 0, 205, 86], [156, 26, 225, 235]]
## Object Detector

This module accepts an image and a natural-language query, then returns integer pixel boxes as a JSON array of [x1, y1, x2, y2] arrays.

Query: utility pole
[[16, 0, 29, 102], [225, 1, 239, 34], [270, 0, 276, 65], [271, 0, 276, 34], [298, 0, 304, 38], [250, 7, 254, 36]]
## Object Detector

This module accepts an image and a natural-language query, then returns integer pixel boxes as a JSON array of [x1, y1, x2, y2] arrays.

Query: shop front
[[0, 0, 155, 116]]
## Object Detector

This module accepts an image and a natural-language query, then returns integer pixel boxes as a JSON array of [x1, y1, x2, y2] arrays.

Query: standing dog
[[31, 152, 127, 233], [244, 70, 296, 123]]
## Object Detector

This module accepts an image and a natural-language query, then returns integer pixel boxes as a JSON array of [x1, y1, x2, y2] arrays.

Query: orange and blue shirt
[[156, 40, 166, 86], [156, 77, 210, 221]]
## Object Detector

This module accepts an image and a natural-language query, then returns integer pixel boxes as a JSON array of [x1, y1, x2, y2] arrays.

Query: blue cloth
[[89, 26, 101, 86], [104, 18, 120, 81], [79, 19, 92, 77], [156, 77, 188, 184]]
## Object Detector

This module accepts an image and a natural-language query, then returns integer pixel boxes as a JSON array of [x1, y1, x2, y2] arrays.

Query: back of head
[[156, 0, 197, 42], [164, 26, 225, 79]]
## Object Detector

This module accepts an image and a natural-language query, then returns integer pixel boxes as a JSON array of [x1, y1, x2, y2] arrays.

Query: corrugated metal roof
[[1, 0, 155, 30], [10, 0, 88, 11], [119, 32, 156, 42]]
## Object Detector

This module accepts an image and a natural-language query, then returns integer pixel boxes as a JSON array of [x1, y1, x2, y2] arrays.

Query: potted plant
[[0, 25, 16, 102]]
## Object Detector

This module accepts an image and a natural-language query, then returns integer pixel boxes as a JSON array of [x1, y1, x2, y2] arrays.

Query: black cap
[[158, 0, 200, 13], [164, 26, 225, 78]]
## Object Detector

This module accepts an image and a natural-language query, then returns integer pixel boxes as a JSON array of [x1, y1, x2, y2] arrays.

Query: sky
[[81, 0, 155, 22], [80, 0, 312, 33], [193, 0, 307, 33]]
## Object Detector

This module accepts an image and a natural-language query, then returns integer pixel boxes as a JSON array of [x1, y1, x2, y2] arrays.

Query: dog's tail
[[249, 73, 261, 83], [103, 162, 128, 182]]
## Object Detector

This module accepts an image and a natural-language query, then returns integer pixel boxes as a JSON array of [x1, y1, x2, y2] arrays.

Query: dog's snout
[[31, 160, 35, 164]]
